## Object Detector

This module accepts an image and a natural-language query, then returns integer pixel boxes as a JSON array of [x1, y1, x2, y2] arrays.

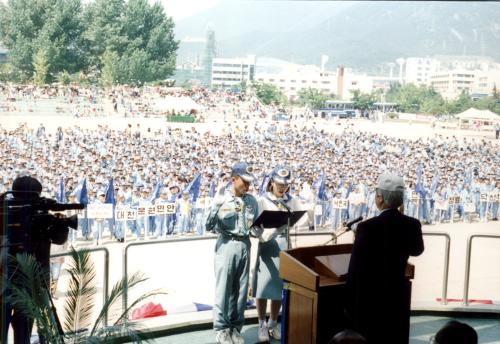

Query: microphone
[[345, 216, 363, 230], [323, 216, 363, 246]]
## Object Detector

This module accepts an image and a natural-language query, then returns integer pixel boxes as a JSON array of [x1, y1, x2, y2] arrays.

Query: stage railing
[[421, 232, 451, 306], [463, 233, 500, 306], [290, 230, 452, 306], [49, 230, 498, 331], [50, 247, 110, 326]]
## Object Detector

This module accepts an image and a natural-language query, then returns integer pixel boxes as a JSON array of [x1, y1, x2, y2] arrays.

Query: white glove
[[259, 228, 280, 243], [213, 184, 226, 206]]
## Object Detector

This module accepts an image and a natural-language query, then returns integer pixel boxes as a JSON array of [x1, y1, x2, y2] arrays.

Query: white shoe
[[215, 329, 233, 344], [231, 328, 245, 344], [258, 324, 269, 342], [268, 323, 281, 340]]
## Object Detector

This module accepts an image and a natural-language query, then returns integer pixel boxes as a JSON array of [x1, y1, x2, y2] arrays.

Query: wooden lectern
[[280, 244, 414, 344]]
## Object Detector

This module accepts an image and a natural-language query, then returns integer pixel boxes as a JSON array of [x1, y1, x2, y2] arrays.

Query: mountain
[[174, 1, 500, 72]]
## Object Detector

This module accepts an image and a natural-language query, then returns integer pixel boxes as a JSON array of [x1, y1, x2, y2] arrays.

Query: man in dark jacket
[[1, 176, 69, 344], [346, 173, 424, 344]]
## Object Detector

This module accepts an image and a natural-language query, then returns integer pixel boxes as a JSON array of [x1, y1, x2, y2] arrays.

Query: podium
[[280, 244, 415, 344]]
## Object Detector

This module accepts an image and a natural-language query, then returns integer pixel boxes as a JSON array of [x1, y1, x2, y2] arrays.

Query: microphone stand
[[279, 201, 292, 250], [323, 226, 352, 245]]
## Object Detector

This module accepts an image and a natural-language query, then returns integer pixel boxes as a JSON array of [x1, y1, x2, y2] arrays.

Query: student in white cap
[[92, 190, 106, 245], [345, 173, 424, 344], [253, 165, 301, 342]]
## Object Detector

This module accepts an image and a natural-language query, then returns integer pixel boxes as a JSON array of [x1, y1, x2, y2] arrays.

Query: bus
[[316, 100, 356, 118]]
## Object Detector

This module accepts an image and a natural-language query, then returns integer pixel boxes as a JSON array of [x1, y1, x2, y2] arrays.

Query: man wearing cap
[[205, 162, 259, 344], [346, 173, 424, 344]]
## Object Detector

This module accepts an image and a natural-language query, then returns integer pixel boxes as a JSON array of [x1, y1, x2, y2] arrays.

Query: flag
[[104, 178, 115, 205], [73, 178, 88, 235], [56, 177, 65, 203], [312, 175, 322, 190], [430, 169, 440, 194], [464, 167, 473, 187], [416, 163, 423, 186], [316, 174, 328, 201], [415, 164, 426, 198], [208, 180, 216, 198], [346, 182, 353, 197], [74, 179, 88, 205], [149, 181, 162, 202], [184, 174, 202, 202], [258, 173, 270, 195], [105, 178, 115, 228]]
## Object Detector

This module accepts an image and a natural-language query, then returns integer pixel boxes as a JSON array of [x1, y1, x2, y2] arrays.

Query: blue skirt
[[252, 235, 287, 300]]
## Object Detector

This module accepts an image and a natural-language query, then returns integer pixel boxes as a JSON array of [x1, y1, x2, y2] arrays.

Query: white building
[[397, 55, 500, 99], [255, 64, 337, 99], [211, 55, 256, 87], [253, 57, 378, 100], [431, 69, 500, 100], [430, 70, 476, 99], [401, 57, 440, 86]]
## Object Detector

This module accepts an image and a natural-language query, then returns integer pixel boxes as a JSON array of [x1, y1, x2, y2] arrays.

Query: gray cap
[[376, 173, 404, 192]]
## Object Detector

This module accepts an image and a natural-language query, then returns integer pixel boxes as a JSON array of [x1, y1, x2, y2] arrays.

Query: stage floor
[[136, 315, 500, 344]]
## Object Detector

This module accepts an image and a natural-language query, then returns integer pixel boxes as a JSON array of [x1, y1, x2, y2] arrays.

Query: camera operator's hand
[[50, 212, 66, 219]]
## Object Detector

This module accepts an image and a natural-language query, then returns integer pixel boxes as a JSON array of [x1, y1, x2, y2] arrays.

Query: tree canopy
[[251, 82, 286, 105], [385, 83, 500, 115], [0, 0, 179, 85], [297, 87, 330, 109]]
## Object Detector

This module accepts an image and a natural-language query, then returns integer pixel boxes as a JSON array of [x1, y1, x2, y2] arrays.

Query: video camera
[[0, 191, 84, 245]]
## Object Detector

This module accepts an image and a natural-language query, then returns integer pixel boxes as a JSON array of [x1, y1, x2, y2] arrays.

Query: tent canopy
[[455, 107, 499, 121], [152, 96, 204, 112]]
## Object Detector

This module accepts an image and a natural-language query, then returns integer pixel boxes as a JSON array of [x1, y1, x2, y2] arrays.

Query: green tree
[[0, 0, 178, 85], [385, 83, 446, 114], [0, 0, 84, 81], [492, 84, 499, 100], [252, 82, 286, 105], [0, 62, 18, 82], [471, 95, 500, 115], [84, 0, 178, 85], [100, 50, 118, 87], [32, 49, 50, 85], [297, 88, 329, 109], [447, 90, 471, 114], [351, 89, 375, 111]]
